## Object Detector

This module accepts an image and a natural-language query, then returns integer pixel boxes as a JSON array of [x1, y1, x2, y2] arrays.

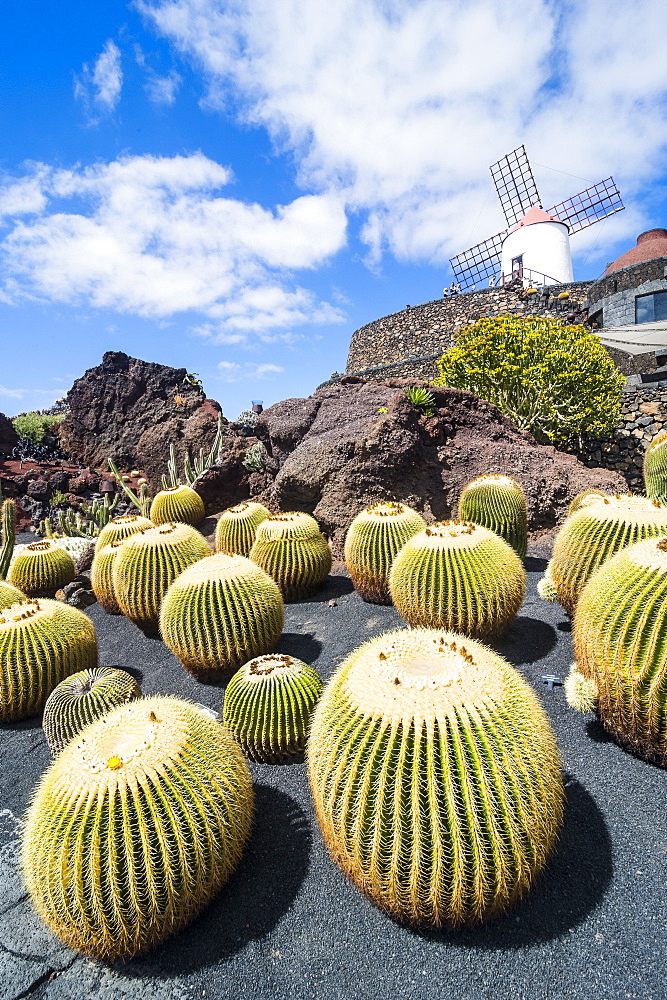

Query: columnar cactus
[[215, 501, 271, 558], [308, 629, 563, 928], [95, 514, 154, 549], [223, 654, 323, 762], [343, 502, 426, 604], [643, 429, 667, 504], [457, 474, 528, 558], [0, 599, 98, 721], [571, 536, 667, 765], [113, 523, 211, 632], [149, 485, 205, 526], [42, 666, 141, 754], [0, 496, 15, 580], [90, 541, 125, 614], [388, 521, 525, 639], [249, 512, 332, 601], [549, 494, 667, 614], [22, 696, 253, 960], [0, 580, 25, 610], [8, 540, 76, 597], [160, 553, 284, 682]]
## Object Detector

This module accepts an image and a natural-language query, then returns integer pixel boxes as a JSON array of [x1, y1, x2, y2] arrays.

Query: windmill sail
[[490, 146, 541, 227], [546, 178, 624, 233], [449, 231, 504, 289]]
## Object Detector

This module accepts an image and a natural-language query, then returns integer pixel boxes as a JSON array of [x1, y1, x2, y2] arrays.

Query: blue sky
[[1, 0, 666, 419]]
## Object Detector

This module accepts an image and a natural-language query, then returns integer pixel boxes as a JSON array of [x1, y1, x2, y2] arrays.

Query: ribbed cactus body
[[42, 666, 141, 754], [22, 696, 253, 960], [160, 553, 284, 681], [0, 580, 25, 609], [215, 501, 271, 557], [643, 429, 667, 504], [308, 629, 563, 928], [568, 490, 606, 516], [224, 654, 323, 762], [550, 495, 667, 615], [343, 502, 426, 604], [388, 521, 525, 639], [249, 512, 332, 601], [90, 541, 125, 614], [0, 599, 98, 721], [150, 485, 205, 526], [457, 475, 528, 558], [95, 514, 154, 549], [573, 536, 667, 765], [113, 522, 211, 632], [8, 541, 76, 597]]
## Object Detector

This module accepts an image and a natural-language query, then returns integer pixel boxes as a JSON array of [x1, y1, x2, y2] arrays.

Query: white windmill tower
[[449, 146, 624, 290]]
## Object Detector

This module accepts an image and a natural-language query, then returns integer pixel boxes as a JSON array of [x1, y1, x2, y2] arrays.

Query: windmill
[[449, 146, 624, 291]]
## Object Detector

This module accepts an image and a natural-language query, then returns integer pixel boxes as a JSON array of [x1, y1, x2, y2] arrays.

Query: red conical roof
[[604, 229, 667, 275]]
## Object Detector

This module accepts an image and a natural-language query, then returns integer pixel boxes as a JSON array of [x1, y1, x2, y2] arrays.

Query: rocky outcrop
[[0, 413, 18, 456], [239, 377, 626, 554], [58, 352, 228, 486]]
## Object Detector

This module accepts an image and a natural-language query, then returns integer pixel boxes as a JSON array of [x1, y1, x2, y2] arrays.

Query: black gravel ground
[[0, 539, 665, 1000]]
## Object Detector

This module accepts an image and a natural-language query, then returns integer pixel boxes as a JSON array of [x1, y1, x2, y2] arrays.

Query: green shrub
[[12, 412, 64, 444], [434, 316, 625, 446]]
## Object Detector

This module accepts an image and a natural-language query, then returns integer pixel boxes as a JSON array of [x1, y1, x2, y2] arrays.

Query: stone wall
[[587, 256, 667, 309]]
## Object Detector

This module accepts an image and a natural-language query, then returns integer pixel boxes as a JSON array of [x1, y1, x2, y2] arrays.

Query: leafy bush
[[12, 412, 64, 444], [234, 408, 259, 429], [242, 442, 267, 472], [434, 316, 625, 446]]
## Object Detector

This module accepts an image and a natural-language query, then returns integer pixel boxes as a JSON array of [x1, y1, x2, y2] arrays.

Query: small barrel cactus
[[388, 520, 525, 639], [536, 560, 558, 601], [113, 522, 211, 632], [215, 501, 271, 557], [22, 696, 253, 960], [149, 485, 205, 526], [568, 489, 606, 516], [549, 494, 667, 614], [0, 598, 98, 721], [249, 512, 332, 601], [42, 666, 141, 754], [223, 653, 323, 762], [343, 502, 426, 604], [457, 474, 528, 558], [95, 514, 154, 549], [8, 540, 76, 597], [90, 540, 125, 614], [308, 628, 563, 928], [572, 535, 667, 765], [643, 428, 667, 504], [0, 580, 25, 610], [160, 553, 284, 682]]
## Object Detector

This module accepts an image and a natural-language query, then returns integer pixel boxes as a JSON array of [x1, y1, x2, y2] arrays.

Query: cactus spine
[[308, 629, 563, 928], [8, 540, 76, 597], [643, 429, 667, 504], [388, 521, 525, 639], [42, 666, 141, 754], [95, 514, 153, 549], [0, 494, 15, 580], [160, 553, 284, 681], [22, 696, 253, 960], [249, 512, 332, 601], [343, 502, 426, 604], [0, 599, 98, 721], [224, 654, 323, 762], [150, 485, 205, 526], [0, 580, 25, 609], [113, 523, 211, 633], [215, 501, 271, 557], [549, 494, 667, 615], [457, 474, 528, 558], [568, 489, 606, 516], [572, 536, 667, 765], [90, 541, 125, 614]]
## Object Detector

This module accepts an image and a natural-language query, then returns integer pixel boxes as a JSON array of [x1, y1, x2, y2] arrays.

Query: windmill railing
[[496, 267, 565, 289]]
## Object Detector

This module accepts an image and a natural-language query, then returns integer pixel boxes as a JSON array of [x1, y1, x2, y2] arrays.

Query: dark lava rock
[[242, 377, 626, 555], [74, 543, 96, 575], [0, 413, 18, 456], [59, 352, 230, 487]]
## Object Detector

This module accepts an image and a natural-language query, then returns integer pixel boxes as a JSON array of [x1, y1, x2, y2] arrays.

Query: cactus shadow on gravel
[[412, 776, 612, 950], [524, 556, 549, 573], [119, 784, 312, 978], [274, 631, 323, 664], [492, 616, 558, 665]]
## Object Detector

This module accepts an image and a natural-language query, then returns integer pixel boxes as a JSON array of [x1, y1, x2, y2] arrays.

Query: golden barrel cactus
[[95, 514, 153, 549], [249, 512, 332, 601], [160, 553, 284, 681], [308, 629, 563, 928], [0, 580, 25, 610], [90, 540, 125, 614], [149, 485, 205, 526], [0, 599, 98, 721], [643, 428, 667, 504], [388, 521, 525, 639], [22, 696, 253, 961], [8, 540, 76, 597], [42, 666, 141, 754], [215, 501, 271, 557], [343, 502, 426, 604], [223, 653, 323, 762], [113, 522, 211, 632], [457, 474, 528, 558], [549, 494, 667, 615]]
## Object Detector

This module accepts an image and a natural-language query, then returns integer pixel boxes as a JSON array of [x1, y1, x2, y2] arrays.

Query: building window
[[511, 255, 523, 279], [636, 290, 667, 324]]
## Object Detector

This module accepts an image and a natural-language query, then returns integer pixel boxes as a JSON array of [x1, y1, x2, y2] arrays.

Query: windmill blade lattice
[[449, 231, 504, 289], [546, 178, 624, 234], [490, 146, 542, 227]]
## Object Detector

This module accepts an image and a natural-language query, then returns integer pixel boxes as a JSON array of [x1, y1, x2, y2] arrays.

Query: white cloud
[[74, 39, 123, 119], [146, 70, 182, 105], [216, 360, 285, 381], [0, 385, 26, 400], [0, 153, 347, 335], [139, 0, 667, 267]]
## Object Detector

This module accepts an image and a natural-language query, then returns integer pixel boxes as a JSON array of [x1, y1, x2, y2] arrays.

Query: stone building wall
[[587, 256, 667, 309]]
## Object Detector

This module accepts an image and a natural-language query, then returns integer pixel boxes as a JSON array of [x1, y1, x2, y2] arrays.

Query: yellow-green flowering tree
[[434, 316, 625, 446]]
